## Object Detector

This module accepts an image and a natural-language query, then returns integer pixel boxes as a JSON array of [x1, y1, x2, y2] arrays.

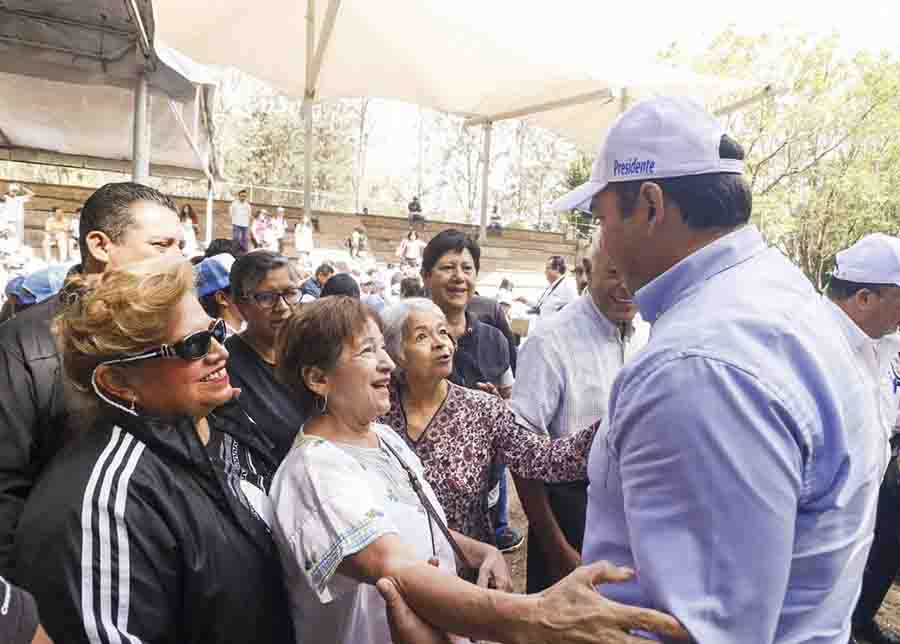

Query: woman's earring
[[316, 393, 328, 415], [130, 396, 137, 413]]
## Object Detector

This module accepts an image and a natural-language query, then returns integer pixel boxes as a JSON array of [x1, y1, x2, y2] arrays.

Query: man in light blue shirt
[[552, 97, 886, 643]]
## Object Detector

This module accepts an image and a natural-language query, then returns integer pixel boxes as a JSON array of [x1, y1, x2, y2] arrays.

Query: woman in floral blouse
[[377, 298, 597, 544]]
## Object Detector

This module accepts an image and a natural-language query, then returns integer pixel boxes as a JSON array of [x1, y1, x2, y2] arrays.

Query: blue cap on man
[[196, 253, 236, 297]]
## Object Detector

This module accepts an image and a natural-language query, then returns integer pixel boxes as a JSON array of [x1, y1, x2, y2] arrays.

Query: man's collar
[[585, 293, 636, 339], [635, 225, 765, 324]]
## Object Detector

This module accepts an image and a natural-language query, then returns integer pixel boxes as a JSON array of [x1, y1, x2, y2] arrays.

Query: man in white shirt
[[511, 234, 649, 592], [827, 234, 900, 644], [517, 255, 578, 325], [229, 189, 252, 253]]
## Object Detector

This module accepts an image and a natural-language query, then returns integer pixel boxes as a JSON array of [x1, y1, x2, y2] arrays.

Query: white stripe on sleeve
[[80, 426, 147, 644]]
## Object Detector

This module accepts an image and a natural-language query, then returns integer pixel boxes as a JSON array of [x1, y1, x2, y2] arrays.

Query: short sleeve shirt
[[269, 423, 456, 644]]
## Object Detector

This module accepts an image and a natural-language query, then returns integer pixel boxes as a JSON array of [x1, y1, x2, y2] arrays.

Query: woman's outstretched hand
[[378, 560, 690, 644]]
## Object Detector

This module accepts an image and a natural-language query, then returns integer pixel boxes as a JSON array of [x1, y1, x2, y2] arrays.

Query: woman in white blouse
[[270, 296, 688, 644]]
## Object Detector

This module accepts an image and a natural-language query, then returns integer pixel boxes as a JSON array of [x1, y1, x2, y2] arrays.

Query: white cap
[[552, 96, 744, 213], [833, 234, 900, 287]]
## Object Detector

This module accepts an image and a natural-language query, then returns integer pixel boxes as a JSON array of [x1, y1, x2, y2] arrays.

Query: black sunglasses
[[101, 319, 227, 367]]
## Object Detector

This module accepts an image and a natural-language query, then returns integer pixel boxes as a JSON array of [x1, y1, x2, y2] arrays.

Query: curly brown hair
[[55, 257, 196, 394]]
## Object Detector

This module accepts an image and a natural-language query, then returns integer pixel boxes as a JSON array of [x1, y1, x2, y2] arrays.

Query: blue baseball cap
[[4, 275, 29, 303], [196, 253, 236, 297], [21, 265, 70, 304]]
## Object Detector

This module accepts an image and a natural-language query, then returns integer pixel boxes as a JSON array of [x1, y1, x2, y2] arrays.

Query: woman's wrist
[[452, 530, 495, 566], [489, 591, 541, 644]]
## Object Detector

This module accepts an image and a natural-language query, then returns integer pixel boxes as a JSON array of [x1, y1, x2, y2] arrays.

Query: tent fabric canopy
[[153, 0, 757, 152], [0, 1, 218, 174]]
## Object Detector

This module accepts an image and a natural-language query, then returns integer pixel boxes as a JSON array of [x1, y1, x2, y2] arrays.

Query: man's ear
[[94, 364, 139, 406], [83, 230, 113, 267], [639, 182, 666, 235], [855, 288, 879, 312]]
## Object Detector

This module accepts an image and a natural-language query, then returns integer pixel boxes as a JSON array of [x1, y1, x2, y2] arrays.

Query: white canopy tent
[[154, 0, 767, 237], [0, 2, 220, 241]]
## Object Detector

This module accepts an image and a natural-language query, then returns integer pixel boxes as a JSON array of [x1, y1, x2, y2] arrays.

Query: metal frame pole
[[205, 179, 215, 246], [132, 73, 150, 183], [479, 121, 492, 241], [304, 101, 313, 217], [303, 0, 316, 218]]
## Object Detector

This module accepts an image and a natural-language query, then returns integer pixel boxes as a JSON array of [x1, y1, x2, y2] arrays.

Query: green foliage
[[565, 153, 592, 191], [663, 30, 900, 290]]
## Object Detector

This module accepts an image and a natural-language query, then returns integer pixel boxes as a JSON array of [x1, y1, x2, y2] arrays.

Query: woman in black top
[[14, 257, 294, 644]]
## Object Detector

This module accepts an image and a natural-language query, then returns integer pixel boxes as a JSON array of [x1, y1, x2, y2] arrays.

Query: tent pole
[[132, 72, 150, 184], [465, 88, 614, 126], [205, 178, 214, 246], [303, 101, 313, 218], [303, 0, 315, 218], [479, 121, 492, 242]]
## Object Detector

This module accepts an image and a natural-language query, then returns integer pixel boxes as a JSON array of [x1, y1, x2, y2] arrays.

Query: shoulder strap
[[379, 436, 477, 571], [536, 276, 565, 308]]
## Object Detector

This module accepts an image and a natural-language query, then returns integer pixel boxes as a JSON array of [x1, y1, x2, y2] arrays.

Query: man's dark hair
[[400, 277, 424, 298], [321, 273, 360, 298], [547, 255, 566, 274], [827, 277, 890, 301], [205, 238, 237, 258], [421, 229, 481, 275], [315, 263, 335, 279], [611, 134, 752, 230], [79, 182, 176, 254], [230, 250, 299, 298]]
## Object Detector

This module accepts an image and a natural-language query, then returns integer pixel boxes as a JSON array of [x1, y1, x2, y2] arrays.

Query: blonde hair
[[55, 257, 196, 394]]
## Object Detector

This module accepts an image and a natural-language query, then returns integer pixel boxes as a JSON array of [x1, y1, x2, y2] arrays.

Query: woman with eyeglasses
[[226, 250, 309, 464], [13, 257, 295, 644], [270, 296, 688, 644]]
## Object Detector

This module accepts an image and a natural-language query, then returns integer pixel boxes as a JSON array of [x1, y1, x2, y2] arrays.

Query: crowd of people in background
[[3, 96, 900, 644]]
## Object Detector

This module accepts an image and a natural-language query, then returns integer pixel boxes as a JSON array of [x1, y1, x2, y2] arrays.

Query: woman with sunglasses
[[13, 257, 295, 644]]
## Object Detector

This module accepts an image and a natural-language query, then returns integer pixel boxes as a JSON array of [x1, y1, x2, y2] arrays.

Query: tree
[[349, 98, 374, 212], [663, 30, 900, 289]]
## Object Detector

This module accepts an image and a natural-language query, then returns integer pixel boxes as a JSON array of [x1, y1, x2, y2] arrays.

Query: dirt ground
[[502, 474, 900, 639], [502, 475, 529, 593]]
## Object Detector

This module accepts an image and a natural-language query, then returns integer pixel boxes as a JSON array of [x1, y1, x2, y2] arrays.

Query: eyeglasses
[[102, 319, 227, 367], [245, 288, 301, 309]]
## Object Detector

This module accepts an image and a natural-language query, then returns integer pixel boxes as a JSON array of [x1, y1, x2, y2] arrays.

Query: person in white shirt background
[[2, 183, 33, 249], [511, 231, 649, 593], [229, 189, 252, 253], [826, 234, 900, 644], [294, 213, 315, 263], [271, 206, 288, 254], [516, 254, 579, 327]]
